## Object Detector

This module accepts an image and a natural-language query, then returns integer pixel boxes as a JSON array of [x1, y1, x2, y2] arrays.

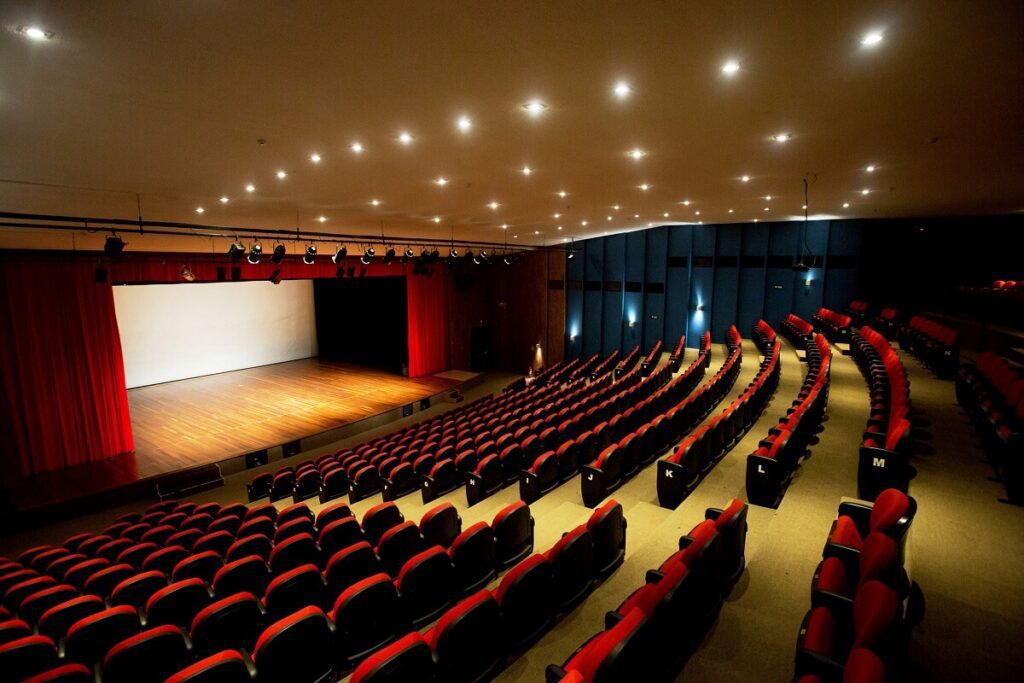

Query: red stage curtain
[[406, 265, 449, 377], [0, 260, 134, 478]]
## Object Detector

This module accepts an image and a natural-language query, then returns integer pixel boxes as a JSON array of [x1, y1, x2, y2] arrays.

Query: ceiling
[[0, 0, 1022, 253]]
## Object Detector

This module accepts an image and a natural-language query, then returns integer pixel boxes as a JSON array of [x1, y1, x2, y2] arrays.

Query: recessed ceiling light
[[772, 133, 791, 143], [435, 176, 449, 186], [861, 30, 884, 47], [522, 166, 533, 176], [612, 205, 620, 210], [581, 220, 588, 226], [866, 165, 877, 173], [318, 215, 327, 223], [522, 100, 547, 117], [663, 212, 669, 218], [639, 183, 650, 191], [628, 148, 646, 160], [371, 199, 381, 206], [753, 218, 759, 223], [489, 201, 500, 210], [765, 195, 773, 201], [500, 224, 508, 229], [722, 60, 741, 76], [695, 211, 701, 216], [613, 81, 632, 99], [245, 184, 256, 193], [17, 26, 53, 41], [764, 207, 770, 212], [607, 216, 612, 221], [534, 230, 540, 235], [802, 204, 808, 209], [861, 189, 870, 195], [740, 175, 750, 183], [456, 115, 473, 132], [276, 170, 287, 179], [558, 225, 563, 230], [680, 200, 691, 206], [558, 190, 567, 198], [634, 214, 640, 218], [843, 202, 850, 208], [698, 221, 703, 225], [648, 222, 654, 227], [432, 216, 441, 223], [220, 196, 229, 204], [728, 209, 734, 213], [195, 207, 205, 214], [398, 131, 414, 145], [351, 142, 364, 154], [310, 152, 322, 163]]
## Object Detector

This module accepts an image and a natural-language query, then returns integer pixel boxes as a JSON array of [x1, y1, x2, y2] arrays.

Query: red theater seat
[[253, 606, 335, 683], [315, 502, 353, 530], [22, 663, 94, 683], [172, 551, 224, 584], [62, 605, 141, 666], [362, 503, 405, 547], [190, 591, 266, 656], [350, 632, 437, 683], [109, 570, 168, 611], [492, 501, 535, 569], [376, 521, 425, 576], [102, 625, 191, 683], [166, 649, 255, 683], [425, 590, 503, 683], [318, 517, 366, 559], [587, 500, 626, 579], [449, 522, 496, 595], [546, 526, 595, 611], [330, 573, 405, 664], [0, 635, 60, 681], [420, 502, 462, 549], [395, 546, 455, 627], [493, 553, 555, 652], [145, 578, 213, 629], [264, 564, 328, 621], [268, 533, 319, 575], [38, 595, 104, 642], [213, 555, 272, 599]]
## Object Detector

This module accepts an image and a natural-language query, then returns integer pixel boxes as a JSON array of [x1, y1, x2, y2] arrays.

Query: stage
[[2, 360, 473, 526]]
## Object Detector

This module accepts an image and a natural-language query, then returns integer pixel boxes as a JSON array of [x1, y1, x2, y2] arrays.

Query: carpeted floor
[[2, 341, 1022, 681]]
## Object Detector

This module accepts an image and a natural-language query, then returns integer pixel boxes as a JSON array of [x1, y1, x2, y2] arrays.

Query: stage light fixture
[[449, 248, 459, 259], [303, 244, 317, 264], [567, 250, 576, 260], [464, 249, 475, 262], [227, 240, 246, 261], [180, 265, 196, 282], [104, 234, 126, 256], [474, 250, 489, 265], [403, 247, 415, 263], [247, 242, 263, 264], [332, 245, 347, 263], [271, 244, 286, 264], [360, 246, 375, 265], [503, 253, 513, 266], [383, 248, 396, 264]]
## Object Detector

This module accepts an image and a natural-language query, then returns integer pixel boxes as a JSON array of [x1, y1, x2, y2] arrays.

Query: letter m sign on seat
[[873, 457, 887, 468]]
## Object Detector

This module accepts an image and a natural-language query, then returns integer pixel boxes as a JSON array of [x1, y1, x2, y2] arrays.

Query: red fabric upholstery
[[424, 589, 492, 649], [869, 489, 910, 532], [350, 632, 427, 683], [165, 650, 247, 683], [22, 663, 93, 683], [852, 581, 898, 648], [493, 554, 547, 605], [564, 607, 646, 680], [815, 558, 849, 595], [802, 606, 834, 657]]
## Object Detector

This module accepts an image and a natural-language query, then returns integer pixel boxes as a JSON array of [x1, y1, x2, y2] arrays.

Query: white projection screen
[[114, 279, 318, 388]]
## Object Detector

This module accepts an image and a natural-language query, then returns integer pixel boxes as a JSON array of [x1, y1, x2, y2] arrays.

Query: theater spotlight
[[271, 243, 286, 264], [247, 242, 263, 265], [567, 250, 576, 260], [104, 234, 126, 256], [180, 265, 196, 282], [360, 246, 375, 265], [402, 247, 415, 263], [449, 248, 459, 259], [383, 248, 396, 264], [464, 249, 475, 262], [502, 253, 513, 266], [303, 244, 317, 264], [332, 245, 347, 264], [228, 240, 246, 261], [474, 250, 488, 265]]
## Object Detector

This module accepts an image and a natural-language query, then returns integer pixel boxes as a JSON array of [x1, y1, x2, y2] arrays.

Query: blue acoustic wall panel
[[603, 234, 626, 355], [624, 231, 647, 352], [582, 239, 604, 358], [792, 220, 830, 320], [765, 222, 800, 326], [738, 227, 769, 333], [823, 219, 862, 311], [665, 225, 693, 348], [565, 243, 585, 360], [711, 225, 741, 339], [644, 227, 668, 349]]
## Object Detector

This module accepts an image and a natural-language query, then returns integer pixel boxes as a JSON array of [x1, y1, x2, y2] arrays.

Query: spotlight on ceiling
[[522, 100, 547, 117], [463, 250, 475, 263], [861, 30, 884, 47], [567, 250, 575, 260], [247, 242, 263, 264], [402, 247, 415, 263], [104, 234, 126, 256], [228, 240, 246, 261], [449, 248, 459, 259], [474, 250, 489, 265], [613, 81, 632, 99], [180, 265, 196, 282], [303, 244, 317, 265], [383, 248, 396, 264], [332, 245, 347, 264], [271, 244, 286, 264], [360, 247, 375, 265], [17, 26, 54, 41], [721, 60, 741, 76]]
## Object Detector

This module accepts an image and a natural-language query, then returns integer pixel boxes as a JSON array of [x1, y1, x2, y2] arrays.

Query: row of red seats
[[586, 349, 620, 382], [614, 344, 642, 378], [782, 313, 815, 344], [956, 351, 1024, 503], [813, 308, 852, 344], [639, 340, 663, 376], [992, 279, 1024, 291], [545, 499, 748, 682], [794, 489, 921, 682], [518, 359, 681, 504], [898, 315, 960, 378], [0, 501, 623, 683], [581, 336, 711, 507], [847, 300, 869, 314], [753, 318, 778, 353], [348, 500, 627, 682], [746, 332, 832, 507], [668, 333, 687, 372], [658, 325, 778, 508], [850, 327, 916, 501]]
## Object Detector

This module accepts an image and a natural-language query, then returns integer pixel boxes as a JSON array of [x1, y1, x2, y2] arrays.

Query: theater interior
[[1, 2, 1023, 682]]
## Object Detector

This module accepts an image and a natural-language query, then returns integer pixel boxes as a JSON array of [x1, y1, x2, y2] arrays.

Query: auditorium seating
[[613, 344, 641, 379], [851, 326, 917, 500], [581, 333, 712, 507], [639, 339, 663, 376], [746, 332, 832, 507], [899, 315, 960, 378], [545, 500, 747, 682], [873, 307, 900, 339], [668, 333, 686, 372], [846, 299, 870, 325], [813, 308, 852, 344], [794, 490, 920, 681], [659, 325, 781, 509], [781, 313, 815, 347], [957, 351, 1024, 503]]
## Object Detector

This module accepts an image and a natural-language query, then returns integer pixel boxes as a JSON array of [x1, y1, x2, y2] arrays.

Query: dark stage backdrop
[[314, 276, 409, 374]]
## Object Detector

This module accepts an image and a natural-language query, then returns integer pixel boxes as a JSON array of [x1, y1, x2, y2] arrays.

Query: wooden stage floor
[[127, 359, 458, 478]]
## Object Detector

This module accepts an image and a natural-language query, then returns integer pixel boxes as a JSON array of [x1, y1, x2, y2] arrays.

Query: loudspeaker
[[245, 450, 269, 468]]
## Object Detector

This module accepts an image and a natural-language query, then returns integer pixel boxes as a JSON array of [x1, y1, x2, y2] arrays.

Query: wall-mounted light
[[696, 303, 705, 312], [804, 277, 813, 287]]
